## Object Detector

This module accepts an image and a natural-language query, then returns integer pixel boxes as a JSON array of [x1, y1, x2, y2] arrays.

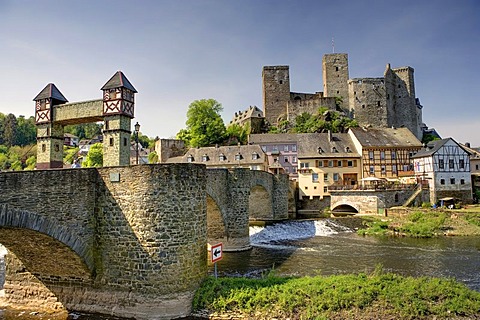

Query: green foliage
[[422, 133, 440, 145], [64, 146, 80, 164], [400, 212, 447, 237], [225, 123, 249, 145], [357, 219, 389, 236], [148, 151, 159, 164], [421, 202, 432, 208], [64, 123, 102, 140], [82, 143, 103, 167], [288, 108, 358, 134], [177, 99, 226, 147], [193, 273, 480, 319], [464, 214, 480, 227], [24, 155, 36, 170]]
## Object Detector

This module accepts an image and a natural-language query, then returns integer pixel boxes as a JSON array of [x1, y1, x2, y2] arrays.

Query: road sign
[[211, 243, 223, 263]]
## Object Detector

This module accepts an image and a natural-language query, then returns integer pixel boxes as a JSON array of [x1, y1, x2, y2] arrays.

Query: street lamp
[[134, 122, 140, 165]]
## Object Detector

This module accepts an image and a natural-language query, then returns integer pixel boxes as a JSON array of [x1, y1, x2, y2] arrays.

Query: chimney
[[328, 130, 333, 142], [466, 142, 471, 148]]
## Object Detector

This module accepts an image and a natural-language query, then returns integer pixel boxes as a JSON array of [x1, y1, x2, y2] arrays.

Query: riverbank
[[357, 206, 480, 237], [192, 270, 480, 319]]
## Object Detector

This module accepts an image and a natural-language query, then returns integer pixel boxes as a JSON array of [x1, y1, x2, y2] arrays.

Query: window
[[42, 144, 46, 152], [369, 166, 374, 174], [333, 173, 339, 181], [450, 178, 455, 184], [347, 160, 353, 167], [313, 186, 317, 190], [300, 162, 309, 169], [328, 160, 333, 167], [285, 167, 289, 173], [105, 120, 109, 130], [459, 159, 465, 169], [284, 145, 289, 152], [369, 151, 374, 160], [323, 186, 328, 193], [312, 173, 319, 182], [476, 164, 479, 170], [332, 147, 338, 153], [381, 165, 386, 175], [202, 154, 209, 162], [391, 151, 396, 160], [284, 156, 289, 163], [380, 151, 385, 160], [324, 173, 329, 182], [261, 146, 267, 152], [219, 154, 226, 161], [109, 138, 114, 147], [403, 165, 410, 172], [252, 153, 259, 160], [335, 66, 339, 71], [124, 137, 127, 146], [394, 194, 399, 202], [392, 165, 397, 174], [337, 161, 342, 167], [272, 145, 278, 152], [439, 159, 444, 169], [293, 167, 297, 173], [449, 159, 454, 169], [461, 179, 465, 185], [377, 101, 380, 106], [292, 156, 297, 163], [440, 179, 445, 185], [187, 155, 194, 162], [235, 153, 242, 161], [305, 186, 308, 190], [292, 145, 297, 152]]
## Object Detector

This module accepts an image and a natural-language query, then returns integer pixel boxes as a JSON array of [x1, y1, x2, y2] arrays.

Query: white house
[[412, 138, 472, 204]]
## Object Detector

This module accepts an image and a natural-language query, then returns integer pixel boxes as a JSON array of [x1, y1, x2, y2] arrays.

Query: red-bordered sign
[[211, 243, 223, 263]]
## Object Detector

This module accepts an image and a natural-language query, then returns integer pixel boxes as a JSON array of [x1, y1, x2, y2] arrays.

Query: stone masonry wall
[[0, 164, 208, 319]]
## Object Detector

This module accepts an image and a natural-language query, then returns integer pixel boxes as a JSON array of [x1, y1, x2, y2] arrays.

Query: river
[[1, 219, 479, 319]]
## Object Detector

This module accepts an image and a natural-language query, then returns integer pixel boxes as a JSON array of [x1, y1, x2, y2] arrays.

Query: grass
[[357, 207, 480, 237], [193, 268, 480, 319]]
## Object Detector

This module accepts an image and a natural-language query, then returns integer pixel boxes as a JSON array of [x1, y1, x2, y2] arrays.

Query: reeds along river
[[212, 219, 480, 292]]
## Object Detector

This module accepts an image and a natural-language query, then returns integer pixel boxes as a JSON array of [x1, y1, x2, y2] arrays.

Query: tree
[[3, 113, 17, 147], [178, 99, 226, 147], [82, 143, 103, 167], [148, 151, 159, 164], [225, 123, 249, 145], [15, 116, 36, 146]]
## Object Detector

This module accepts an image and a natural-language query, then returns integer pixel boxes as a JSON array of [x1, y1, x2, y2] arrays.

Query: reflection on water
[[212, 220, 480, 292]]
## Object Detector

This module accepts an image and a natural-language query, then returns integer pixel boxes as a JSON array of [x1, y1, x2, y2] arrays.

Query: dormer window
[[251, 152, 259, 160], [235, 153, 242, 161], [187, 155, 194, 163], [219, 153, 226, 161], [317, 147, 323, 154], [202, 154, 209, 162], [345, 146, 351, 153], [332, 147, 338, 153]]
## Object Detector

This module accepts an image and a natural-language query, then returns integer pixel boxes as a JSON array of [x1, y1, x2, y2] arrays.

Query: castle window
[[55, 144, 59, 152], [362, 91, 364, 94], [279, 80, 283, 84], [450, 178, 455, 184], [461, 179, 465, 185], [337, 91, 340, 94], [398, 84, 401, 88], [124, 137, 127, 146], [394, 194, 399, 202], [362, 105, 365, 109], [105, 120, 109, 130], [387, 94, 390, 99], [377, 101, 381, 106], [440, 179, 445, 185], [42, 144, 46, 152], [109, 138, 114, 146], [335, 66, 339, 71]]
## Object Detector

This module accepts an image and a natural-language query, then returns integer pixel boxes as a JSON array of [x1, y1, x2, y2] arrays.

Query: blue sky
[[1, 0, 479, 145]]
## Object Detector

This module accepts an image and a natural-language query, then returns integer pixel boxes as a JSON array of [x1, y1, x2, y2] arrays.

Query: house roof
[[101, 71, 137, 93], [168, 144, 265, 166], [350, 127, 422, 148], [229, 106, 264, 125], [248, 133, 298, 144], [33, 83, 68, 103], [412, 138, 471, 158], [297, 132, 359, 159]]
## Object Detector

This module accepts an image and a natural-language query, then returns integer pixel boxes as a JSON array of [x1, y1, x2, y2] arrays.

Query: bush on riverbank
[[193, 269, 480, 319], [357, 208, 480, 237]]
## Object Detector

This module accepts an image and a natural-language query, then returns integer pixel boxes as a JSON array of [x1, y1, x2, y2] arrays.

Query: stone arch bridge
[[0, 165, 288, 319]]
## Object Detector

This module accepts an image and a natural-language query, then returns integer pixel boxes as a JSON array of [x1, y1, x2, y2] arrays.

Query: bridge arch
[[331, 203, 359, 214], [0, 205, 94, 272]]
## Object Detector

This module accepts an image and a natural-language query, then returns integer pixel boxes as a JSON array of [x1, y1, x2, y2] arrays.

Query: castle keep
[[263, 53, 423, 139]]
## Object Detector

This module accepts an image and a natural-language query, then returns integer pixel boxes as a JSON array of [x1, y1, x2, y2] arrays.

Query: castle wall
[[348, 78, 388, 128], [155, 139, 186, 163], [262, 66, 291, 125], [322, 53, 349, 110], [286, 97, 337, 121]]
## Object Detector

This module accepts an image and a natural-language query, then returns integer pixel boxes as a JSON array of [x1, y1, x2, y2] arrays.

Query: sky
[[0, 0, 479, 145]]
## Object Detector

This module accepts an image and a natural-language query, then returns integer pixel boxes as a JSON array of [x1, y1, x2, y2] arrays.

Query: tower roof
[[33, 83, 68, 103], [101, 71, 137, 93]]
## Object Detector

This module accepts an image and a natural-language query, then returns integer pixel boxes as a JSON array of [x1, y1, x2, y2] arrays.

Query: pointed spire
[[33, 83, 68, 103], [101, 71, 137, 93]]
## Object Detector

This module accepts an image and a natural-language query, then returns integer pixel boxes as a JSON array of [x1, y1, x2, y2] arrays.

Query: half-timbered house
[[412, 138, 473, 204], [348, 127, 422, 181]]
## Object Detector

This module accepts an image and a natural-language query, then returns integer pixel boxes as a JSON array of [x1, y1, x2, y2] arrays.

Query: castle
[[262, 53, 424, 140]]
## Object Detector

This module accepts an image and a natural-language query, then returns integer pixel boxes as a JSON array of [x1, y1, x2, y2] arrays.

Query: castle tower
[[348, 78, 388, 128], [34, 84, 68, 169], [101, 71, 137, 167], [262, 66, 290, 126], [384, 64, 421, 139], [322, 53, 349, 110]]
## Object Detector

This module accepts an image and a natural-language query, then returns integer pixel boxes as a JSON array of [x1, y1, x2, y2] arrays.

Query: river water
[[1, 219, 479, 319]]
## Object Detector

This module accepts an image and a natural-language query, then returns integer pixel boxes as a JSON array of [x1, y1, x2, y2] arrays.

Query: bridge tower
[[34, 84, 68, 169], [101, 71, 137, 166]]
